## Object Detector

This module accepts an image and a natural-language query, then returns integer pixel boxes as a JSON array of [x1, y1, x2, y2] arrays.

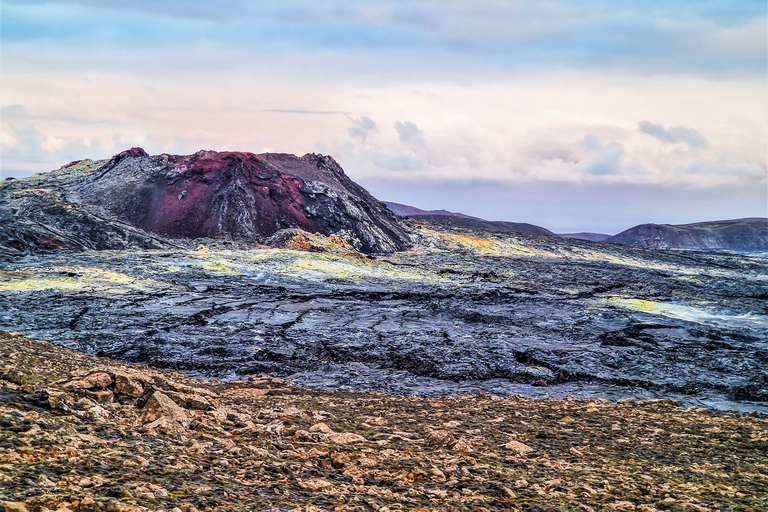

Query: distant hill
[[558, 232, 611, 242], [384, 201, 555, 236], [606, 218, 768, 251]]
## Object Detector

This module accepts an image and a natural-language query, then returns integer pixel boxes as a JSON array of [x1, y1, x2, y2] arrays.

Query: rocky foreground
[[1, 331, 766, 512]]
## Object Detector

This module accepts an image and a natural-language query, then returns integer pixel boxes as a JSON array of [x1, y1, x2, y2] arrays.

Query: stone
[[298, 478, 333, 491], [501, 486, 517, 498], [425, 429, 456, 448], [430, 468, 446, 482], [327, 432, 366, 445], [309, 422, 332, 433], [166, 390, 218, 411], [139, 391, 189, 428], [255, 420, 284, 438], [0, 501, 28, 512], [113, 372, 144, 398], [84, 372, 112, 389], [452, 437, 472, 452], [294, 430, 323, 442], [84, 389, 114, 404], [504, 440, 533, 455]]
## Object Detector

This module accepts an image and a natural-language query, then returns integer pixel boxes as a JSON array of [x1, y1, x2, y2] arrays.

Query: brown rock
[[113, 372, 144, 397], [430, 468, 446, 482], [0, 501, 28, 512], [504, 440, 533, 455], [62, 379, 92, 391], [366, 416, 388, 426], [343, 466, 365, 485], [84, 372, 113, 389], [47, 390, 71, 410], [83, 389, 114, 404], [452, 437, 472, 452], [309, 422, 333, 433], [425, 429, 456, 448], [327, 432, 366, 444], [1, 366, 32, 386], [166, 390, 218, 411], [298, 478, 333, 491], [294, 430, 324, 442], [139, 391, 189, 428], [501, 486, 517, 498], [255, 420, 284, 438]]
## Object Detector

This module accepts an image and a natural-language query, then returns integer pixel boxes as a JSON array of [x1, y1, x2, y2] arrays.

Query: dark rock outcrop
[[558, 232, 611, 242], [384, 201, 555, 236], [0, 149, 411, 256], [606, 218, 768, 251]]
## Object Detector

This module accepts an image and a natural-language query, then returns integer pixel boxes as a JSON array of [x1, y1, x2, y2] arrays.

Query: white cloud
[[348, 116, 377, 143], [638, 121, 709, 149], [1, 63, 765, 192], [394, 121, 425, 148]]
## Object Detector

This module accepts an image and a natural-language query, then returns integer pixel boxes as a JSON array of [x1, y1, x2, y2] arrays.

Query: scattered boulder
[[113, 372, 144, 398], [452, 437, 473, 452], [425, 429, 456, 448], [309, 422, 333, 434], [0, 501, 28, 512], [504, 440, 533, 455], [327, 432, 366, 445], [298, 478, 333, 491], [139, 391, 190, 429]]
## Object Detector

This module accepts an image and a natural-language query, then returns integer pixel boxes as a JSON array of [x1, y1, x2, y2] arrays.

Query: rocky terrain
[[384, 202, 554, 236], [2, 331, 767, 511], [606, 219, 768, 252], [1, 220, 766, 414], [0, 149, 410, 257]]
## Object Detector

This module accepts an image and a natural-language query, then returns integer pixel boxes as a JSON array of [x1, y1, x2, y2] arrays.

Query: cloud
[[638, 121, 709, 149], [394, 121, 425, 148], [575, 135, 624, 176], [1, 64, 764, 191], [348, 116, 377, 143]]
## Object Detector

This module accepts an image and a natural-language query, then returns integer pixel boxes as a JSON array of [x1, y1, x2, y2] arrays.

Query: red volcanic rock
[[36, 236, 65, 250], [1, 149, 411, 256]]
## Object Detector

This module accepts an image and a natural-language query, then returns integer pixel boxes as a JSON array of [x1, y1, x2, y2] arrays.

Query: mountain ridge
[[606, 217, 768, 251], [384, 201, 555, 236]]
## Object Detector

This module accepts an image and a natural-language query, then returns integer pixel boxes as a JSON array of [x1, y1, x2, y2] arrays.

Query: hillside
[[606, 218, 768, 251], [0, 149, 410, 256], [558, 232, 612, 242], [384, 202, 555, 236]]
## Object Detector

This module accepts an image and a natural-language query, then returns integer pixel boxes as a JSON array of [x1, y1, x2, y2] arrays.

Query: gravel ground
[[1, 331, 766, 511]]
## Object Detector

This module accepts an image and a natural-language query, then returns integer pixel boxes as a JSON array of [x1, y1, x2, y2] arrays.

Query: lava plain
[[1, 224, 766, 414]]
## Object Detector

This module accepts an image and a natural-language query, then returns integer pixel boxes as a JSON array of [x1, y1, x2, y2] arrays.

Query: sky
[[1, 0, 766, 233]]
